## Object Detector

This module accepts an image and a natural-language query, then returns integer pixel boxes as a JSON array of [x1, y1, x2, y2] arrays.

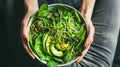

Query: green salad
[[29, 3, 87, 67]]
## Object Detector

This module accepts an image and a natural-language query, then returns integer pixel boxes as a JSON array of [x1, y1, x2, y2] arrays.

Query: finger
[[21, 36, 35, 60], [84, 25, 95, 48], [75, 54, 84, 64], [76, 44, 91, 64], [84, 35, 93, 48]]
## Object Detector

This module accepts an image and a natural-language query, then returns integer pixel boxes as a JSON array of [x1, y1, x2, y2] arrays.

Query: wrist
[[24, 0, 39, 15], [84, 16, 92, 25], [83, 17, 95, 32]]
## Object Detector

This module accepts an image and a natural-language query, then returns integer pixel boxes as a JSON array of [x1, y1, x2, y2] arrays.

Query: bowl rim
[[27, 3, 89, 67]]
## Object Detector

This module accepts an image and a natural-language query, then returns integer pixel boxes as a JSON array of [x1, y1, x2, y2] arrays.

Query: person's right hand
[[20, 0, 38, 60]]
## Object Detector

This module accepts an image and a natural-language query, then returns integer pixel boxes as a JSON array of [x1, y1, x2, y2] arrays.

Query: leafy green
[[37, 3, 49, 17], [63, 47, 74, 63], [34, 34, 46, 60], [47, 60, 58, 67], [29, 3, 87, 67]]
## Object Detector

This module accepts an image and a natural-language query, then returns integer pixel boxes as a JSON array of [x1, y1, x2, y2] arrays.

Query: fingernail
[[85, 44, 89, 48]]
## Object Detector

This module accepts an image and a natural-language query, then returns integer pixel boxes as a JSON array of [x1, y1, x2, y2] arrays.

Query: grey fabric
[[36, 0, 120, 67], [113, 34, 120, 67], [73, 1, 120, 67]]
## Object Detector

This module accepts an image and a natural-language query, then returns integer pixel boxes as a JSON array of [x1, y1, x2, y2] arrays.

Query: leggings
[[34, 0, 120, 67]]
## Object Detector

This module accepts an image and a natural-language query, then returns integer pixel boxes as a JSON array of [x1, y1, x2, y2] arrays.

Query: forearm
[[79, 0, 96, 20], [22, 0, 38, 27], [24, 0, 38, 12]]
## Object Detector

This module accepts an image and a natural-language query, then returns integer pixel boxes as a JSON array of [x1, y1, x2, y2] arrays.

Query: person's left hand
[[20, 0, 38, 60], [75, 18, 95, 63]]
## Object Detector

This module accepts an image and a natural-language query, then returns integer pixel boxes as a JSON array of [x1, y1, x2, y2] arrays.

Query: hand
[[20, 0, 38, 60], [76, 18, 95, 63], [75, 0, 96, 63]]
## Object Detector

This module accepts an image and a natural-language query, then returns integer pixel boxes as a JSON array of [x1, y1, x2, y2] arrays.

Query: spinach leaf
[[37, 3, 49, 17], [47, 60, 58, 67]]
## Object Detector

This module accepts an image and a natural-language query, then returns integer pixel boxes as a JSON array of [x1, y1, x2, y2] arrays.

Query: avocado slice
[[50, 44, 63, 57]]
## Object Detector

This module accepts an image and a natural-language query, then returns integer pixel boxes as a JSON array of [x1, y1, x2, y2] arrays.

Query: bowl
[[27, 4, 88, 67]]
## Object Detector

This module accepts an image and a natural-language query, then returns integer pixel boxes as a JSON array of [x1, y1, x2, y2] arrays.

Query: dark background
[[0, 0, 120, 67]]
